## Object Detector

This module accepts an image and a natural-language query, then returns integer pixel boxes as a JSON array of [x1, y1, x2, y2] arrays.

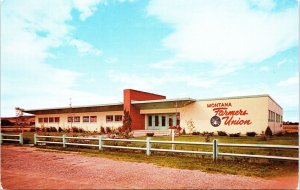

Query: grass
[[3, 131, 298, 178]]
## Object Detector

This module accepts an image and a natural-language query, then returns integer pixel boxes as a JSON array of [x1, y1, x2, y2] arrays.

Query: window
[[106, 115, 113, 122], [176, 113, 180, 126], [74, 116, 80, 123], [148, 116, 152, 126], [90, 116, 97, 123], [49, 117, 54, 123], [115, 115, 122, 122], [54, 117, 60, 123], [155, 116, 159, 126], [67, 117, 73, 123], [162, 116, 166, 126], [44, 117, 48, 123], [83, 116, 89, 123], [169, 116, 173, 127], [38, 118, 43, 123]]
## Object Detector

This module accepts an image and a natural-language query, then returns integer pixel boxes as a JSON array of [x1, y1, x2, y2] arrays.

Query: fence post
[[34, 133, 37, 145], [19, 133, 23, 145], [99, 136, 103, 150], [213, 139, 218, 162], [63, 134, 66, 148], [171, 129, 175, 150], [146, 137, 151, 156], [0, 133, 2, 144]]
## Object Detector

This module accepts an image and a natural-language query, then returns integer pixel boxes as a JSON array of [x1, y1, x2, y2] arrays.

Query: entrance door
[[147, 114, 179, 130]]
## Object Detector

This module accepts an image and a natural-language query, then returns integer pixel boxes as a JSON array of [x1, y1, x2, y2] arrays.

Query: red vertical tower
[[123, 89, 166, 130]]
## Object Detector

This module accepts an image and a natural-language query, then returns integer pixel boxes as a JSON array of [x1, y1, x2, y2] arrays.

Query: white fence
[[33, 134, 298, 162], [1, 133, 298, 162], [0, 133, 23, 144]]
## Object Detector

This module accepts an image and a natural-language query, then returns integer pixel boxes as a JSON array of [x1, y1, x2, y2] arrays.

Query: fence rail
[[0, 133, 298, 162], [0, 133, 23, 144]]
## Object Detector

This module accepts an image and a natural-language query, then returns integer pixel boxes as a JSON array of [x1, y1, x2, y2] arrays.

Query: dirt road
[[1, 145, 298, 189]]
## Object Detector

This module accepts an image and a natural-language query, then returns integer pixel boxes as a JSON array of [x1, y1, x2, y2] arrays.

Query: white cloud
[[150, 59, 179, 69], [277, 75, 299, 87], [72, 0, 103, 21], [104, 57, 118, 64], [259, 66, 270, 72], [108, 71, 217, 90], [70, 39, 102, 56], [1, 0, 106, 116], [248, 0, 276, 11], [147, 0, 298, 66], [276, 59, 288, 67]]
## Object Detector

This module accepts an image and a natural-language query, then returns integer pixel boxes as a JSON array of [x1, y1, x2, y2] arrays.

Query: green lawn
[[2, 132, 298, 178]]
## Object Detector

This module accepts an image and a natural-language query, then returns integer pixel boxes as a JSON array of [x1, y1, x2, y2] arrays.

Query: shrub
[[283, 132, 298, 137], [72, 126, 79, 133], [274, 131, 284, 136], [217, 131, 227, 136], [49, 127, 57, 132], [192, 131, 200, 135], [106, 127, 112, 133], [146, 132, 154, 137], [259, 134, 267, 141], [182, 128, 186, 135], [58, 127, 63, 132], [229, 133, 241, 137], [265, 127, 273, 136], [204, 134, 211, 142], [23, 137, 31, 144], [246, 132, 257, 137], [100, 126, 106, 134], [78, 127, 85, 133]]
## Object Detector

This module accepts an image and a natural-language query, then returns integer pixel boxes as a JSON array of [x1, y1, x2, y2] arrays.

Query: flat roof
[[23, 102, 124, 115], [21, 94, 282, 115], [132, 98, 196, 110]]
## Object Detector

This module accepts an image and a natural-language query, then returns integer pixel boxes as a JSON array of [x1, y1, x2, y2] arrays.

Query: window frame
[[54, 117, 60, 123], [106, 115, 114, 122], [74, 116, 80, 123], [115, 115, 122, 122], [83, 116, 89, 123], [90, 116, 97, 123]]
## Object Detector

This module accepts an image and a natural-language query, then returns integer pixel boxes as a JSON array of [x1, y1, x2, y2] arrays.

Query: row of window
[[67, 116, 97, 123], [268, 110, 282, 123], [106, 115, 122, 122], [38, 115, 123, 123], [38, 117, 60, 123]]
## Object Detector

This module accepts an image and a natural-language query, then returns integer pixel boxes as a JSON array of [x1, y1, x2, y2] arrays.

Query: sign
[[207, 102, 252, 127]]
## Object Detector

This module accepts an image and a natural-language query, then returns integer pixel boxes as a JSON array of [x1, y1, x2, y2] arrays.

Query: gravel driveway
[[1, 145, 298, 189]]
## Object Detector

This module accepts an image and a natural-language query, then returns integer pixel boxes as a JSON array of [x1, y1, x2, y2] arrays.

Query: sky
[[1, 0, 299, 121]]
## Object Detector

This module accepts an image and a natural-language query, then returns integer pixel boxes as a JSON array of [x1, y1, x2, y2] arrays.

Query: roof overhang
[[23, 103, 124, 115], [132, 98, 196, 110]]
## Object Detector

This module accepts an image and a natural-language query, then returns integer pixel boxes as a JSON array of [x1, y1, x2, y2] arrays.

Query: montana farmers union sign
[[207, 102, 252, 127]]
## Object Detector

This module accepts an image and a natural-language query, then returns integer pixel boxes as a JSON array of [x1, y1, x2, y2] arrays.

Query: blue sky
[[2, 0, 299, 121]]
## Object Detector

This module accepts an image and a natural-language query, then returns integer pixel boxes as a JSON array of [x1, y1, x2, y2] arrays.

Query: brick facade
[[123, 89, 166, 130]]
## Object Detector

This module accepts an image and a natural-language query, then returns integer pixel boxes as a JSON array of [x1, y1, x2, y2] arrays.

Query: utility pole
[[69, 97, 73, 129]]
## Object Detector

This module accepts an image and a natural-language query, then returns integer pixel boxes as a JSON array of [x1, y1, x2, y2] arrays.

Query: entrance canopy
[[23, 103, 124, 115], [132, 98, 196, 110]]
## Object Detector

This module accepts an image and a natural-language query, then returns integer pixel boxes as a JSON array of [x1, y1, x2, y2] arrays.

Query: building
[[20, 89, 283, 134], [282, 122, 299, 133]]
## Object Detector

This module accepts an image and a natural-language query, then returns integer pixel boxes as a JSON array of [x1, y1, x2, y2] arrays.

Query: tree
[[265, 126, 273, 136], [122, 110, 132, 131], [121, 110, 132, 138], [185, 119, 195, 134]]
